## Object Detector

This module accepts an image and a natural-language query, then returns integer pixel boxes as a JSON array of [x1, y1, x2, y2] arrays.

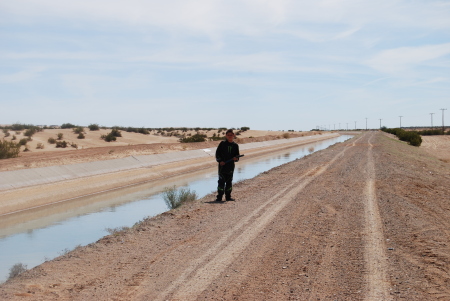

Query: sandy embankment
[[0, 132, 337, 216]]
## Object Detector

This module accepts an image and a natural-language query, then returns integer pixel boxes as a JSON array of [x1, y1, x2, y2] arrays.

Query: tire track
[[364, 133, 392, 300], [149, 135, 365, 300]]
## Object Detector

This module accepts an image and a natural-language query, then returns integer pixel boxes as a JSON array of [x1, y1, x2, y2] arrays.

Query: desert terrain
[[0, 129, 309, 171], [1, 131, 449, 300], [0, 130, 333, 216]]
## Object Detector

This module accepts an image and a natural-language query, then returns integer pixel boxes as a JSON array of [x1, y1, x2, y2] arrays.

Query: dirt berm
[[1, 131, 450, 300]]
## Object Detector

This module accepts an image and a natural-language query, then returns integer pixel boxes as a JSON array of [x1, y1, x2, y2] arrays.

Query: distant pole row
[[317, 108, 447, 131]]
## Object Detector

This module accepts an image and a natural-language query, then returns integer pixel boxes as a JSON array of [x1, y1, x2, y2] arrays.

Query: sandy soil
[[421, 135, 450, 163], [1, 131, 449, 300], [0, 129, 311, 171]]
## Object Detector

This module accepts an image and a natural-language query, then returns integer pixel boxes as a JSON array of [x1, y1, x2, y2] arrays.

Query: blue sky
[[1, 1, 449, 130]]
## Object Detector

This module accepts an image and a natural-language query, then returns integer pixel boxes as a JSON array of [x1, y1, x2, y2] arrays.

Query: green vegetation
[[0, 139, 21, 159], [61, 123, 76, 129], [240, 126, 250, 131], [88, 123, 100, 131], [162, 186, 198, 209], [73, 127, 85, 134], [179, 133, 207, 143], [48, 137, 56, 144], [125, 127, 150, 134], [382, 127, 422, 146], [57, 133, 64, 140], [8, 263, 27, 280], [56, 141, 68, 148], [105, 226, 130, 236], [77, 133, 85, 139], [23, 127, 41, 139], [18, 138, 28, 146], [2, 129, 10, 137], [101, 128, 122, 142], [417, 129, 443, 135]]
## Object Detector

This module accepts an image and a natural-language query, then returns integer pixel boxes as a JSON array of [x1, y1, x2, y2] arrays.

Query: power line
[[441, 109, 447, 132]]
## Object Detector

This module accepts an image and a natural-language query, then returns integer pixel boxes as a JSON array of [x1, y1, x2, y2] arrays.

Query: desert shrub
[[0, 139, 21, 159], [73, 127, 84, 134], [70, 142, 78, 149], [12, 135, 16, 140], [162, 186, 198, 209], [111, 128, 122, 137], [36, 143, 44, 149], [77, 133, 85, 139], [283, 133, 290, 139], [179, 133, 207, 143], [88, 124, 100, 131], [8, 263, 27, 280], [241, 127, 250, 131], [24, 128, 37, 138], [18, 138, 28, 146], [48, 137, 56, 144], [61, 123, 76, 129], [23, 147, 30, 152], [11, 123, 25, 131], [105, 226, 130, 236], [138, 127, 150, 135], [408, 134, 422, 146], [57, 133, 64, 140], [101, 133, 116, 142], [55, 140, 68, 148], [2, 128, 9, 136], [382, 128, 422, 146], [418, 129, 444, 136], [209, 136, 224, 141]]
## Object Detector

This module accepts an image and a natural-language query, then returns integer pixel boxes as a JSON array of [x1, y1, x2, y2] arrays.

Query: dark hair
[[226, 129, 234, 135]]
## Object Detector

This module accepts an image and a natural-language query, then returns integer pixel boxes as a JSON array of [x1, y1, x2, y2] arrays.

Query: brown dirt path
[[1, 132, 450, 300]]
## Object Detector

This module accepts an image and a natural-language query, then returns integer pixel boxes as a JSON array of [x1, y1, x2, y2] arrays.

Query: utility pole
[[399, 116, 403, 128], [441, 109, 447, 132], [365, 118, 368, 130], [379, 119, 382, 129], [430, 113, 434, 128]]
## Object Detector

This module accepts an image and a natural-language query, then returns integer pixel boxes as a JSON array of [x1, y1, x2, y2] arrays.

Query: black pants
[[217, 165, 234, 199]]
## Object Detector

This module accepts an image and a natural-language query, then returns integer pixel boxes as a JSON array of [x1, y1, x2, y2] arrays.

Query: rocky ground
[[1, 131, 449, 300]]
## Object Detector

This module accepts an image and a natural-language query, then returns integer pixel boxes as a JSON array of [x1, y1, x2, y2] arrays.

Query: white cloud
[[366, 43, 450, 75], [0, 66, 46, 83], [2, 0, 449, 38]]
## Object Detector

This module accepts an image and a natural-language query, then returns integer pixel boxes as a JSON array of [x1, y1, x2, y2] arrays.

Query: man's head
[[225, 129, 235, 142]]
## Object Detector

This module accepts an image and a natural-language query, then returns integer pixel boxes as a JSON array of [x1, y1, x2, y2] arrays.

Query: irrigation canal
[[0, 135, 352, 282]]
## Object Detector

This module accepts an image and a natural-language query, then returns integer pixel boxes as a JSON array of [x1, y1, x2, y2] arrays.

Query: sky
[[1, 0, 449, 131]]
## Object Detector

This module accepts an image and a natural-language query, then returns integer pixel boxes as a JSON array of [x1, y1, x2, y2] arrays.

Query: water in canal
[[0, 135, 352, 282]]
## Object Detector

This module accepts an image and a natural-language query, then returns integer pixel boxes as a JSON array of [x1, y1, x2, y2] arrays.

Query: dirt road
[[1, 131, 450, 300]]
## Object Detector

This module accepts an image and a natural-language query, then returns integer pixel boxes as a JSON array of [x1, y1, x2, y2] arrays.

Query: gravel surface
[[1, 131, 449, 300]]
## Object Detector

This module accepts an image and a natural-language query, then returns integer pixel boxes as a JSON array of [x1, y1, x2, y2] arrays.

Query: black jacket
[[215, 140, 240, 166]]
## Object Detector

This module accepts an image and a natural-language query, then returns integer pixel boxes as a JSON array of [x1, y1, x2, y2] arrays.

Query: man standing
[[215, 129, 240, 201]]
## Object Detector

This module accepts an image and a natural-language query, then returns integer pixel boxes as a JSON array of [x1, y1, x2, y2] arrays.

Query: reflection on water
[[0, 135, 352, 282]]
